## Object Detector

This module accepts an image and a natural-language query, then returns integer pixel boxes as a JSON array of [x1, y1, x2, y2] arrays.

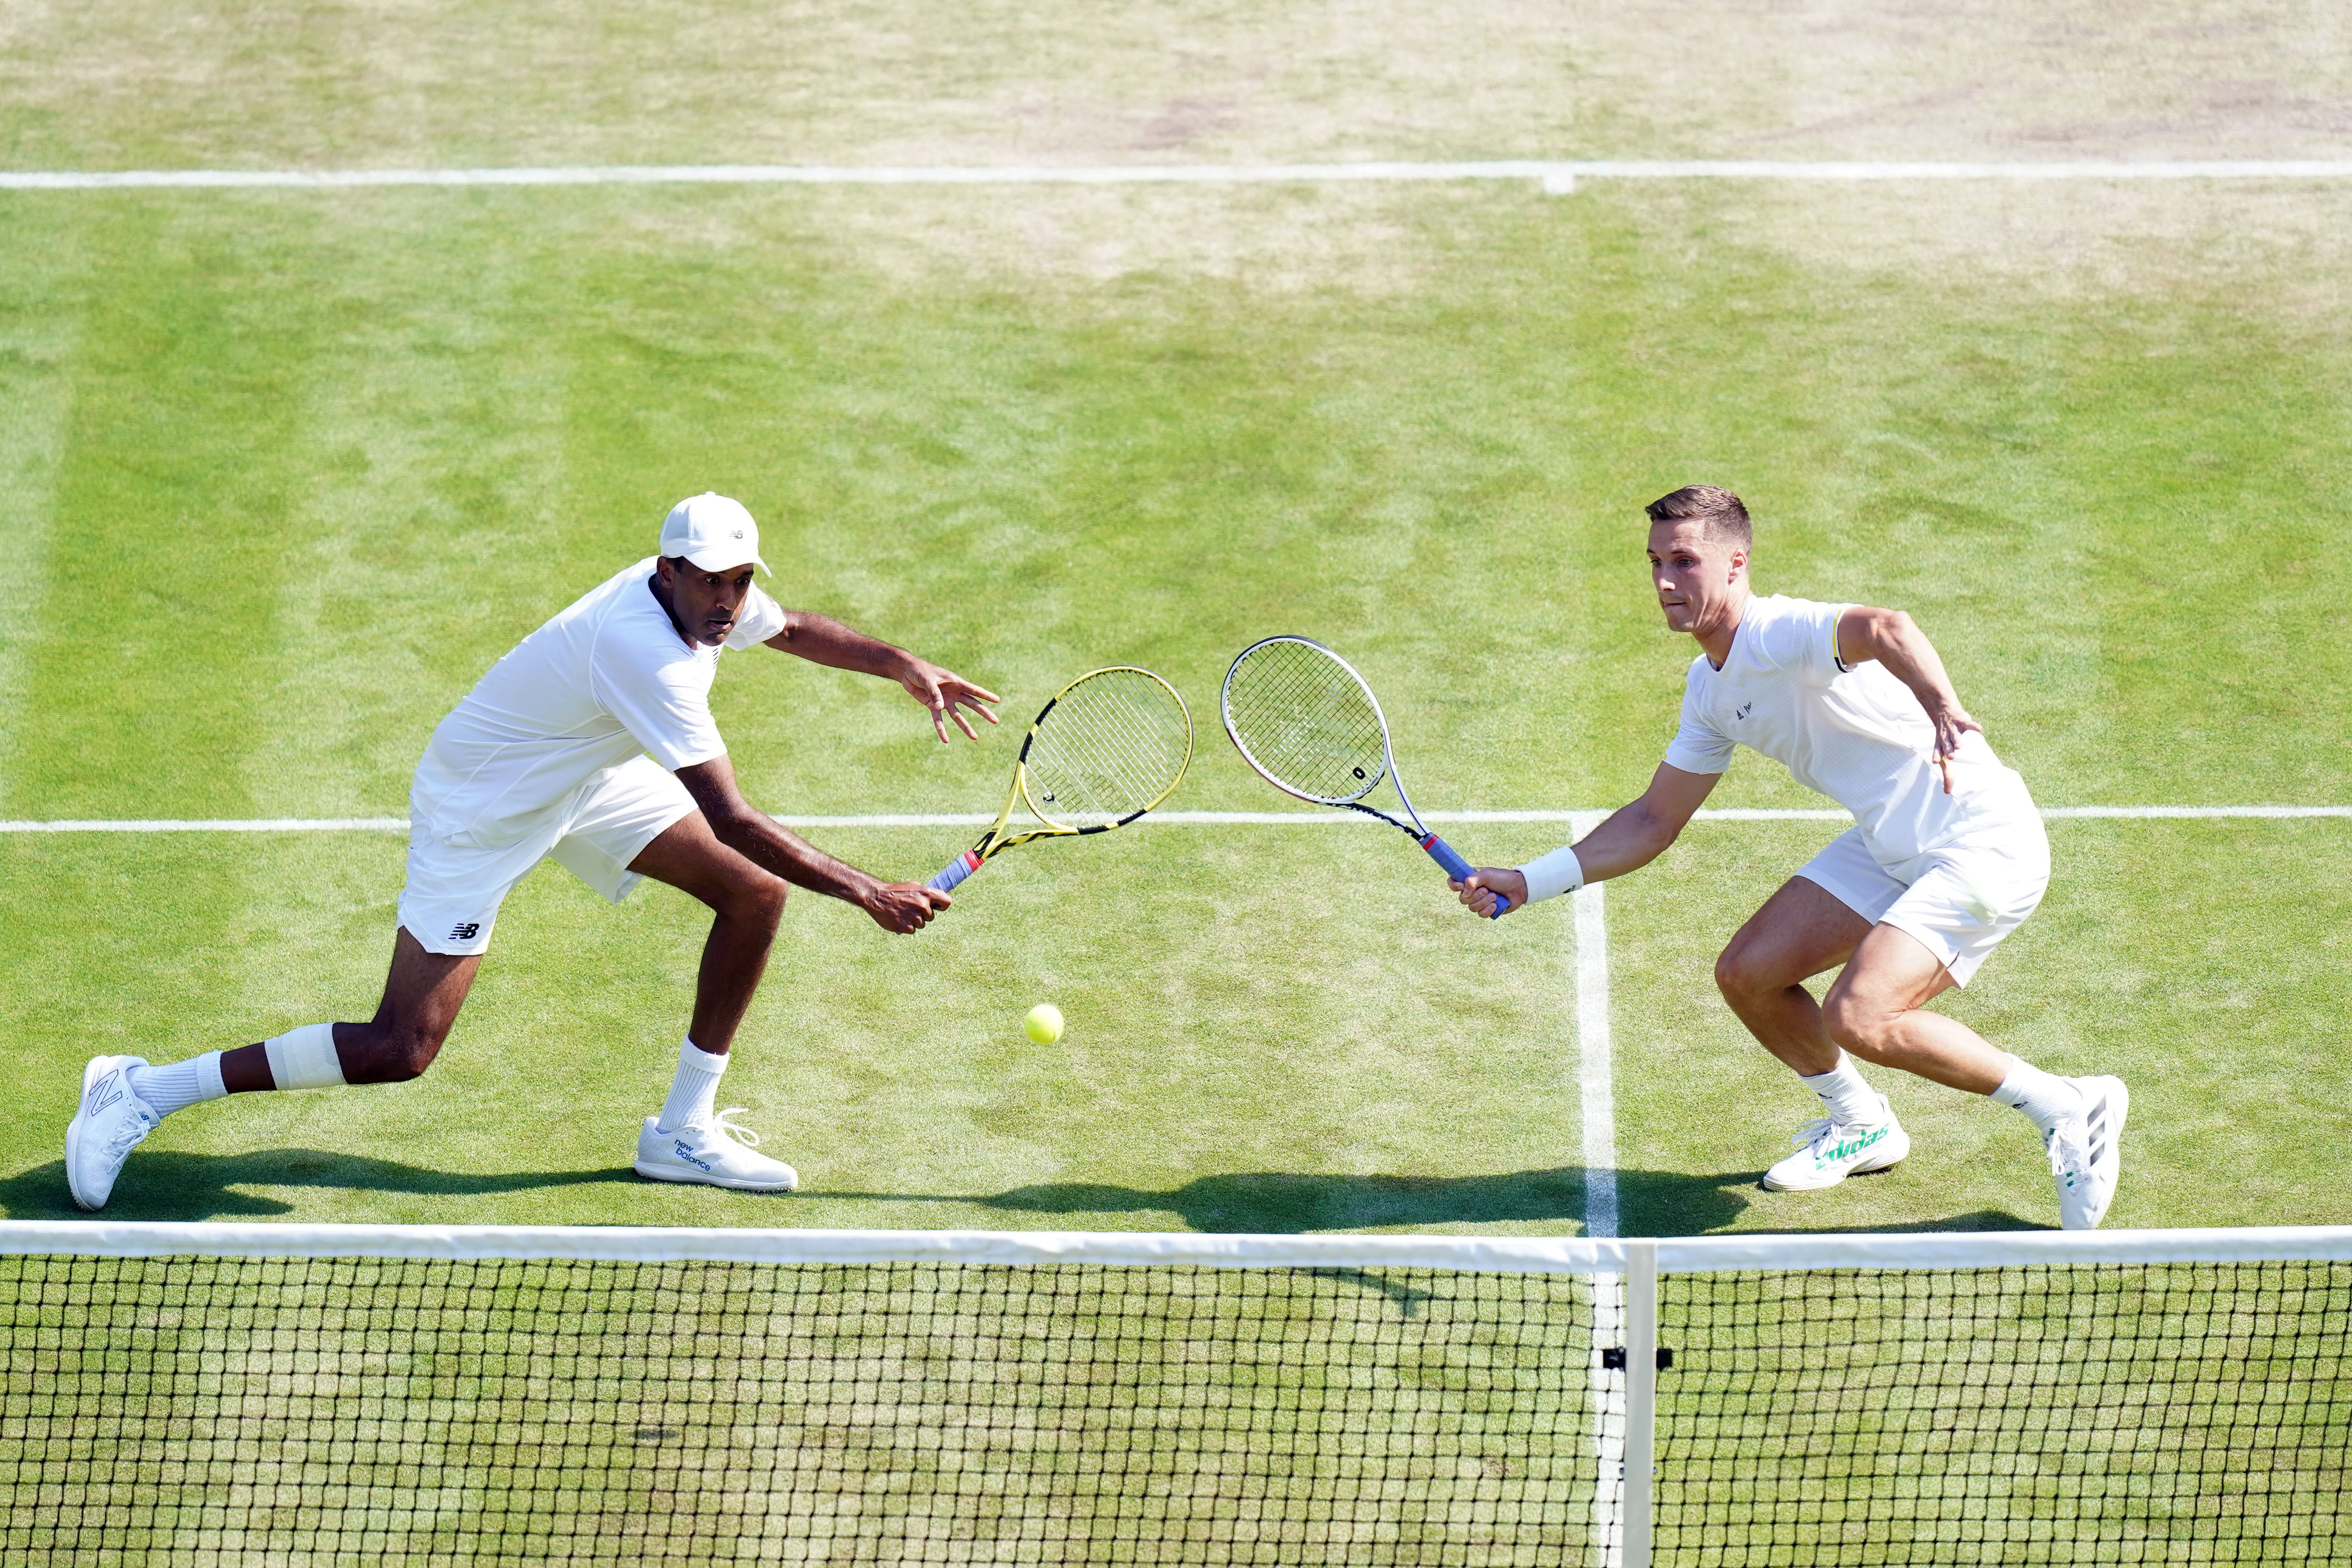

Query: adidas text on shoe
[[1762, 1097, 1911, 1193]]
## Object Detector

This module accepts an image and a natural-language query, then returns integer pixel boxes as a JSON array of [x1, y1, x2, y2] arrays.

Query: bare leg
[[219, 928, 483, 1091], [626, 812, 789, 1055], [1821, 924, 2009, 1095], [1713, 877, 1873, 1076]]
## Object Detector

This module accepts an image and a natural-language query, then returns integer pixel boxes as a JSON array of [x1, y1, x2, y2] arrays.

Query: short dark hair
[[1645, 485, 1751, 549]]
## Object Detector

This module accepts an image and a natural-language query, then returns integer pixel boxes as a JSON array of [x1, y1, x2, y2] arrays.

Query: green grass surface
[[5, 15, 2352, 1242]]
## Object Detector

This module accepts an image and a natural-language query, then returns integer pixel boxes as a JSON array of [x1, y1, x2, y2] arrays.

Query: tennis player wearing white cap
[[1453, 486, 2128, 1229], [66, 493, 1000, 1209]]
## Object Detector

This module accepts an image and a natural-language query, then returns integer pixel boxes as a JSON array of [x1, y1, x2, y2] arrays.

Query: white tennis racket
[[1222, 635, 1511, 917]]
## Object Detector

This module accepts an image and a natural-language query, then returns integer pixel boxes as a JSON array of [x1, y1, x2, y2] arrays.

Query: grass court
[[4, 1, 2351, 1242]]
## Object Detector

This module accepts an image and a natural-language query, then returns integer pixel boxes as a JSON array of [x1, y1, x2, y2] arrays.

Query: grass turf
[[9, 13, 2352, 1566], [2, 145, 2349, 1242]]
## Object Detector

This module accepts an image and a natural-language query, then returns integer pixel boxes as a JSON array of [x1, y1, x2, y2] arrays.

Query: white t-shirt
[[411, 558, 786, 849], [1663, 593, 2034, 866]]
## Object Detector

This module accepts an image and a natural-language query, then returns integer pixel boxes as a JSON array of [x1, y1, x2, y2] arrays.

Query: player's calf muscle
[[336, 1019, 451, 1084]]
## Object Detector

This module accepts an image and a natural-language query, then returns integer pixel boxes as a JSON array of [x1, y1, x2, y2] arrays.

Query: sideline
[[7, 160, 2352, 193]]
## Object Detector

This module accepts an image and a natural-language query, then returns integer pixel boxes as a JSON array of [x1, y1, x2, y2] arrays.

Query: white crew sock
[[1798, 1051, 1884, 1125], [127, 1052, 228, 1119], [655, 1039, 729, 1133], [1989, 1055, 2085, 1133]]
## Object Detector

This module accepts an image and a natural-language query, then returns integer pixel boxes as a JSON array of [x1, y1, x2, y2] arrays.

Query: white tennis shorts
[[397, 755, 696, 956], [1796, 816, 2051, 986]]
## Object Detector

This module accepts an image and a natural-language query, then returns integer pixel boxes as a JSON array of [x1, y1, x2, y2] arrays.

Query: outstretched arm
[[1836, 606, 1978, 793], [673, 756, 948, 933], [1452, 763, 1720, 916], [765, 612, 1000, 742]]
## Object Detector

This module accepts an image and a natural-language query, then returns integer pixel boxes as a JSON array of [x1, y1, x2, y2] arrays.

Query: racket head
[[1016, 666, 1194, 830], [1221, 636, 1392, 806]]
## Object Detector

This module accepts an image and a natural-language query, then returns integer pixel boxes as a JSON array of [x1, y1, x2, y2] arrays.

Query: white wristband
[[262, 1023, 347, 1091], [1517, 845, 1587, 904]]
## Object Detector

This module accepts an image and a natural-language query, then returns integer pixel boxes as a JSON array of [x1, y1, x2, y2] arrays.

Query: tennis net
[[1, 1223, 2345, 1565]]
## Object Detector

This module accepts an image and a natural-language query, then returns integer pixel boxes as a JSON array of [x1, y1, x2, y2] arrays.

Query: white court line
[[2, 804, 2346, 833], [1570, 811, 1620, 1242], [6, 160, 2352, 193], [1567, 811, 1627, 1565]]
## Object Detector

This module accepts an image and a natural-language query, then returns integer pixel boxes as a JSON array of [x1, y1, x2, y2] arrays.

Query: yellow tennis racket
[[926, 667, 1194, 895]]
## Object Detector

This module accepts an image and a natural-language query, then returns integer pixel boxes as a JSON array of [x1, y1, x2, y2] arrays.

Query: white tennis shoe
[[633, 1109, 799, 1192], [2046, 1075, 2129, 1230], [66, 1054, 161, 1212], [1762, 1096, 1911, 1192]]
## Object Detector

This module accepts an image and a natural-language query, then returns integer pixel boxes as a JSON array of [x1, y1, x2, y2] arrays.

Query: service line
[[6, 160, 2352, 193], [3, 805, 2347, 833]]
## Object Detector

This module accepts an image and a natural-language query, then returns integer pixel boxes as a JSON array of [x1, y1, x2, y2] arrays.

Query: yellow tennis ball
[[1023, 1003, 1065, 1045]]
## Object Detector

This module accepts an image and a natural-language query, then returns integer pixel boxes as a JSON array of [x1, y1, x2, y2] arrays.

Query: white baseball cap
[[660, 492, 771, 574]]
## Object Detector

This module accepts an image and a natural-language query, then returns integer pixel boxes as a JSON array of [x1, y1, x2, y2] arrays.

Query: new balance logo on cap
[[660, 492, 771, 575], [450, 922, 481, 942], [1735, 702, 1754, 721]]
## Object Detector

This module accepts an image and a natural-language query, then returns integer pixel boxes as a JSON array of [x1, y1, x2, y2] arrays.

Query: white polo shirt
[[411, 558, 785, 850], [1663, 593, 2035, 867]]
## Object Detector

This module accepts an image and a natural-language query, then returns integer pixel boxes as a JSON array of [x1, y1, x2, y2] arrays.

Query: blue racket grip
[[1421, 834, 1511, 918], [927, 851, 980, 894]]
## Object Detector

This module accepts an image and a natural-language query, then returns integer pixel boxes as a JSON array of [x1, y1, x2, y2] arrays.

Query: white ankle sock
[[127, 1052, 228, 1119], [656, 1039, 728, 1133], [1798, 1051, 1883, 1125], [1990, 1055, 2084, 1133]]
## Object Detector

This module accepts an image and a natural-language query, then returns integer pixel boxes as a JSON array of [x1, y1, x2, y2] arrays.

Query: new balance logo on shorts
[[449, 922, 481, 942]]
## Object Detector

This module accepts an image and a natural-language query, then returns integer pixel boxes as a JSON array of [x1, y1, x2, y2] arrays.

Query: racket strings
[[1024, 670, 1192, 828], [1223, 640, 1387, 803]]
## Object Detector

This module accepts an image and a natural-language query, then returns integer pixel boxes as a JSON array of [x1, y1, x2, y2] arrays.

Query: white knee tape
[[263, 1023, 347, 1091]]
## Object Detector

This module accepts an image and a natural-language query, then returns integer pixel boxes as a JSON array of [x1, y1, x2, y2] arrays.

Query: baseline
[[7, 160, 2352, 193]]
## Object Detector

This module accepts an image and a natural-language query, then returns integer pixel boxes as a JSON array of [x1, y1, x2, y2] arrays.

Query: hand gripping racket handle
[[927, 850, 981, 894], [1422, 835, 1511, 918]]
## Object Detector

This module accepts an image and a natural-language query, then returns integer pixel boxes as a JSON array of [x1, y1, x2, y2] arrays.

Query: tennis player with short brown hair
[[1457, 486, 2128, 1228]]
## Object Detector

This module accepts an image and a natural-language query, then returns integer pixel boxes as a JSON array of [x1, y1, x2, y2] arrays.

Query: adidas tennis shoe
[[2046, 1075, 2129, 1230], [1761, 1096, 1910, 1192], [66, 1054, 160, 1212], [633, 1109, 799, 1192]]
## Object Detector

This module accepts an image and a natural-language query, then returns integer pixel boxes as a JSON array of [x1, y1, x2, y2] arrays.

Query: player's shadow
[[839, 1168, 2042, 1236], [838, 1165, 1761, 1234], [0, 1149, 628, 1221]]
